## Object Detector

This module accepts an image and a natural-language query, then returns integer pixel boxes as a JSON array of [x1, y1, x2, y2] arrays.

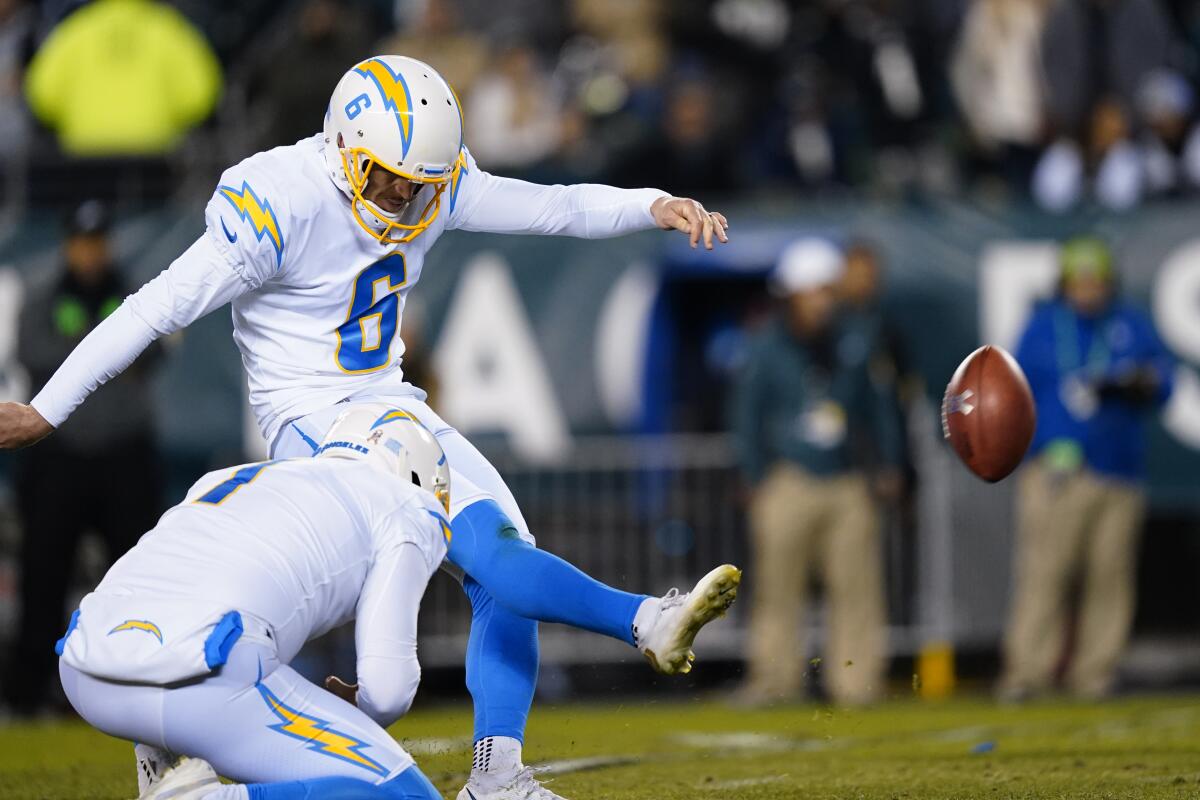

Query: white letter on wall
[[1154, 242, 1200, 449], [979, 241, 1060, 350], [434, 254, 570, 463]]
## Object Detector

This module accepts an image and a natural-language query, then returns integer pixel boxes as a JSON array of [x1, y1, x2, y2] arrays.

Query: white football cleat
[[134, 757, 221, 800], [456, 766, 566, 800], [636, 564, 742, 675]]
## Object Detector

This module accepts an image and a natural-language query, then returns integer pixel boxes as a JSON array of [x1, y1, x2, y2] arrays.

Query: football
[[941, 344, 1036, 482]]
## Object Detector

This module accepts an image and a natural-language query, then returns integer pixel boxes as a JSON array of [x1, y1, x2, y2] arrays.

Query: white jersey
[[30, 134, 667, 443], [95, 456, 449, 665]]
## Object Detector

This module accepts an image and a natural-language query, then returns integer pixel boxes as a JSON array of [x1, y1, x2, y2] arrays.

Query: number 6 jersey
[[30, 133, 666, 446]]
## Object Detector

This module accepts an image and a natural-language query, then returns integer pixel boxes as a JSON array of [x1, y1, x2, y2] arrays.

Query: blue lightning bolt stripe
[[256, 682, 388, 776], [354, 58, 414, 158], [217, 181, 285, 268], [108, 619, 164, 644], [448, 148, 468, 215]]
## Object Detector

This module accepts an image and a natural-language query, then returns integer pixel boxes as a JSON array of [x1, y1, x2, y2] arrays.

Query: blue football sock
[[463, 575, 538, 741], [244, 764, 440, 799], [450, 500, 648, 645]]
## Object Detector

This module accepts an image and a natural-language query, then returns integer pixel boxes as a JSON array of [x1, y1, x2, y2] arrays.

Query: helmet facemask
[[339, 142, 449, 245]]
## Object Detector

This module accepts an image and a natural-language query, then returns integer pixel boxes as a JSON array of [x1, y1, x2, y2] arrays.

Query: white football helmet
[[324, 55, 464, 245], [316, 404, 451, 512]]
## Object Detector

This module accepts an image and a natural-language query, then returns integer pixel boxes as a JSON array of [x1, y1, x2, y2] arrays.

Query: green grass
[[3, 694, 1200, 798]]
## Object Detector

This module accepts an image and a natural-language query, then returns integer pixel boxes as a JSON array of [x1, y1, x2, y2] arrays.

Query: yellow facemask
[[340, 147, 451, 245]]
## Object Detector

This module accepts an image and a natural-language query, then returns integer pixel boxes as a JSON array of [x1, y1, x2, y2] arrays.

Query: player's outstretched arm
[[448, 149, 729, 248], [0, 235, 259, 450]]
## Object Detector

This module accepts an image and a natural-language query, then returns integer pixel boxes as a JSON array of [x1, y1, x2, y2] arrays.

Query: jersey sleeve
[[446, 147, 668, 238], [353, 502, 443, 728], [204, 162, 292, 287], [30, 234, 254, 427], [354, 542, 430, 727], [374, 495, 451, 573]]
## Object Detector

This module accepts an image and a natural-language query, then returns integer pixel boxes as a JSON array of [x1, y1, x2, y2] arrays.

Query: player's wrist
[[649, 195, 674, 229], [0, 402, 54, 449], [24, 402, 56, 433]]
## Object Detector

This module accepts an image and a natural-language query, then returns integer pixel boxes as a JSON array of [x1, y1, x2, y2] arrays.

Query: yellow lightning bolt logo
[[257, 681, 388, 776], [354, 58, 413, 157], [217, 181, 284, 267], [370, 409, 415, 429], [108, 619, 163, 644]]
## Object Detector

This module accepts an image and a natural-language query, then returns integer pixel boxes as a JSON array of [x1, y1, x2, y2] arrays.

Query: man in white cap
[[731, 238, 903, 705]]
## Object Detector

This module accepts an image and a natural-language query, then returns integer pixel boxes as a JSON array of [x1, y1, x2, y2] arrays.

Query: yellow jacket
[[25, 0, 222, 156]]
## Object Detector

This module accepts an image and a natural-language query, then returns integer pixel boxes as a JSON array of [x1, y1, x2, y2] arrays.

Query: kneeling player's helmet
[[317, 405, 451, 513], [324, 55, 464, 245]]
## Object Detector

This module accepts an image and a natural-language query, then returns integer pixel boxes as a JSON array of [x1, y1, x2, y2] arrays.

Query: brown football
[[941, 344, 1036, 482]]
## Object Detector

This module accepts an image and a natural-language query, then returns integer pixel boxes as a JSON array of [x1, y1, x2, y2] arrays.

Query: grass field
[[2, 694, 1200, 799]]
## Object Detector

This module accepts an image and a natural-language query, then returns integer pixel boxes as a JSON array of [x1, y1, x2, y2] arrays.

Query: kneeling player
[[62, 407, 741, 799], [58, 408, 455, 800]]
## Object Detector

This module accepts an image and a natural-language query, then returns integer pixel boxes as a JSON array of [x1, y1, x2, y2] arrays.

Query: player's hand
[[0, 403, 53, 449], [650, 196, 729, 251], [324, 675, 359, 706]]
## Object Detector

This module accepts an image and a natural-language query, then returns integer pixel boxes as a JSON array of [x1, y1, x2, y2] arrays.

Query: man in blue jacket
[[1000, 236, 1174, 700]]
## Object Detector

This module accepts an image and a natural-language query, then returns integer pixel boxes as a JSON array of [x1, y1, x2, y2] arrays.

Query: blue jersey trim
[[204, 611, 244, 669], [291, 422, 320, 455], [54, 609, 80, 656]]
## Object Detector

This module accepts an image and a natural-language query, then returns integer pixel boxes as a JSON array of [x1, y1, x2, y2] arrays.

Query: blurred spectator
[[3, 201, 165, 716], [615, 76, 740, 197], [570, 0, 669, 92], [375, 1, 488, 100], [466, 40, 562, 173], [413, 0, 566, 52], [819, 1, 933, 188], [0, 0, 33, 160], [1041, 0, 1175, 139], [1032, 0, 1177, 210], [1000, 236, 1175, 701], [24, 0, 221, 157], [1034, 99, 1149, 211], [524, 105, 611, 184], [839, 240, 914, 504], [951, 0, 1052, 187], [1136, 69, 1200, 195], [245, 0, 371, 151], [732, 239, 902, 707]]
